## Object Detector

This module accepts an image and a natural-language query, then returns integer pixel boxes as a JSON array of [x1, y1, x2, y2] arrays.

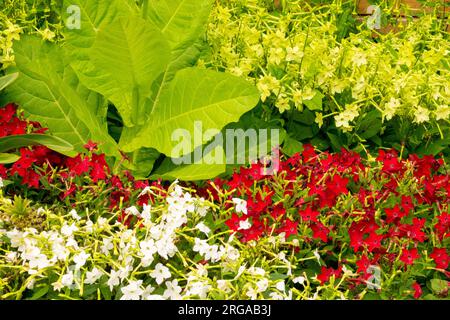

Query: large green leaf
[[0, 134, 74, 155], [5, 36, 118, 156], [122, 68, 260, 156], [143, 0, 214, 119], [63, 0, 142, 127], [0, 73, 18, 91], [89, 16, 171, 126], [150, 145, 226, 181]]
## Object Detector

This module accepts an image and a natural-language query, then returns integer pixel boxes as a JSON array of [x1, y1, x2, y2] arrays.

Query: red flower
[[278, 219, 298, 239], [412, 282, 423, 299], [327, 174, 349, 195], [84, 140, 98, 152], [0, 103, 17, 123], [299, 206, 320, 223], [311, 221, 329, 242], [356, 255, 371, 274], [430, 248, 449, 270], [400, 248, 420, 266], [385, 204, 407, 224], [317, 266, 342, 285]]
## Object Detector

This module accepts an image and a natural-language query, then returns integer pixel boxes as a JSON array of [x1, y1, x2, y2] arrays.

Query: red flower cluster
[[200, 145, 450, 291]]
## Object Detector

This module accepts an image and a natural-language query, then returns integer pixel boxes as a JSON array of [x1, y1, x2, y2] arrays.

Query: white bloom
[[246, 286, 258, 300], [107, 270, 121, 291], [313, 249, 321, 264], [0, 177, 3, 188], [139, 239, 157, 267], [125, 206, 140, 217], [275, 280, 285, 292], [196, 222, 211, 235], [248, 267, 266, 277], [61, 223, 78, 237], [163, 280, 182, 300], [85, 220, 94, 233], [73, 251, 90, 269], [150, 263, 171, 285], [61, 271, 74, 288], [232, 198, 247, 214], [185, 281, 211, 299], [269, 292, 284, 300], [141, 204, 152, 223], [101, 237, 114, 255], [6, 251, 17, 262], [217, 280, 232, 293], [293, 276, 306, 285], [52, 243, 69, 261], [120, 280, 143, 300], [69, 209, 81, 221], [65, 237, 79, 249], [256, 279, 269, 292], [238, 219, 251, 230], [85, 267, 103, 285], [96, 217, 109, 229]]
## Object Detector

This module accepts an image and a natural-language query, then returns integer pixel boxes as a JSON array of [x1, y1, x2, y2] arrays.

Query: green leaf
[[5, 36, 118, 156], [0, 134, 74, 155], [89, 16, 171, 126], [124, 147, 161, 179], [146, 0, 213, 49], [150, 144, 226, 181], [430, 279, 448, 295], [0, 73, 18, 91], [357, 109, 382, 140], [283, 135, 303, 157], [0, 153, 20, 164], [123, 68, 260, 156], [303, 90, 324, 111], [29, 285, 49, 300]]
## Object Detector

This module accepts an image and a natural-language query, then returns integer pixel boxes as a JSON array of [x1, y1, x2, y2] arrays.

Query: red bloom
[[0, 103, 17, 123], [385, 204, 407, 224], [311, 221, 329, 242], [412, 282, 423, 299], [299, 206, 320, 223], [400, 248, 420, 266], [278, 219, 298, 239], [84, 140, 98, 152], [430, 248, 449, 270], [327, 174, 349, 195], [356, 255, 371, 274], [317, 266, 342, 285]]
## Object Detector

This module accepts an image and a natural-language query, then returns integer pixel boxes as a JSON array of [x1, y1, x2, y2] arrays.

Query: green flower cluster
[[204, 0, 450, 132], [0, 0, 63, 69]]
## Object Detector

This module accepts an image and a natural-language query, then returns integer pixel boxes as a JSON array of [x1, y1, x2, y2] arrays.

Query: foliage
[[3, 0, 260, 180], [204, 0, 450, 157]]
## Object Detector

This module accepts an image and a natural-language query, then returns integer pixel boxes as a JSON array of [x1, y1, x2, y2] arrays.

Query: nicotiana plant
[[2, 0, 261, 180]]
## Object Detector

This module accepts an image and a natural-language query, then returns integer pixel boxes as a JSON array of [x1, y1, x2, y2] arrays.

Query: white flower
[[120, 280, 143, 300], [414, 106, 430, 124], [107, 270, 121, 290], [0, 177, 3, 188], [6, 251, 17, 262], [196, 222, 211, 235], [141, 204, 152, 223], [73, 251, 90, 269], [61, 271, 74, 288], [246, 286, 258, 300], [69, 209, 81, 221], [217, 280, 232, 293], [139, 239, 157, 267], [61, 223, 78, 237], [269, 292, 284, 300], [232, 198, 247, 214], [256, 279, 269, 292], [238, 219, 251, 230], [52, 281, 64, 292], [85, 267, 103, 285], [185, 281, 211, 299], [85, 220, 94, 233], [97, 217, 109, 229], [293, 276, 306, 285], [101, 237, 114, 255], [65, 237, 79, 249], [163, 280, 182, 300], [275, 280, 285, 292], [313, 249, 321, 264], [248, 267, 266, 277], [150, 263, 171, 285], [52, 243, 69, 261], [125, 206, 140, 217]]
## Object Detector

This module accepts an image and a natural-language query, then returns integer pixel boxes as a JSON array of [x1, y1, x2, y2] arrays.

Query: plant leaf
[[0, 134, 74, 155], [122, 68, 260, 156], [0, 73, 18, 91], [5, 36, 118, 156], [0, 153, 20, 164], [89, 16, 171, 126]]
